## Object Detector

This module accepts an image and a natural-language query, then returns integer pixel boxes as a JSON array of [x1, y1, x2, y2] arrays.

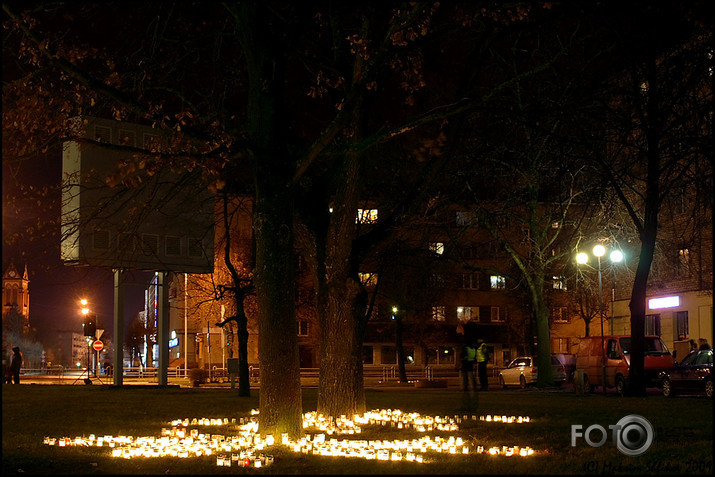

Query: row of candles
[[42, 409, 536, 466]]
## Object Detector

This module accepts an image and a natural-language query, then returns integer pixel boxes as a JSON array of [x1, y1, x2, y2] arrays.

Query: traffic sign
[[92, 340, 104, 351]]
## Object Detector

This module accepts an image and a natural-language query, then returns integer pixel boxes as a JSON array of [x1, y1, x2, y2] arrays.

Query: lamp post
[[576, 245, 623, 395], [80, 299, 91, 373]]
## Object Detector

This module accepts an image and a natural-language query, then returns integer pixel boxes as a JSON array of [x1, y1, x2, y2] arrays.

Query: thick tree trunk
[[317, 282, 366, 418], [534, 294, 554, 387], [627, 217, 657, 397], [316, 151, 367, 418], [528, 271, 554, 388], [254, 192, 302, 437], [234, 2, 302, 436]]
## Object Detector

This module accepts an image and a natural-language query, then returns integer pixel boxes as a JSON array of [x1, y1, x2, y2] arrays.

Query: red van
[[575, 335, 674, 395]]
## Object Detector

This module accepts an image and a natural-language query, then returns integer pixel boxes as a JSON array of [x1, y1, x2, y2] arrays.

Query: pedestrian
[[10, 347, 22, 384], [698, 338, 711, 350], [476, 339, 489, 391], [4, 358, 11, 384], [459, 339, 477, 393], [689, 339, 698, 352]]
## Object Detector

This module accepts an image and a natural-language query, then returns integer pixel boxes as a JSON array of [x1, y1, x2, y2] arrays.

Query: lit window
[[358, 272, 378, 287], [677, 248, 691, 276], [552, 276, 566, 290], [490, 275, 506, 290], [356, 209, 378, 224], [432, 306, 445, 322], [457, 306, 478, 322], [429, 242, 444, 255], [675, 311, 689, 340]]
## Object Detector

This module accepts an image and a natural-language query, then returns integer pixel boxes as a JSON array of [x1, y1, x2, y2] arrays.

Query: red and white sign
[[92, 340, 104, 351]]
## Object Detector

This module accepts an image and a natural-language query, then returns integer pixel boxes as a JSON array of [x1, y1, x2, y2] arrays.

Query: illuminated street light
[[610, 250, 623, 263], [81, 298, 90, 315], [576, 243, 624, 395]]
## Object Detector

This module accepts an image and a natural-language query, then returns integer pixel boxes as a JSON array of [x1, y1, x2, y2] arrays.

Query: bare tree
[[582, 4, 712, 395]]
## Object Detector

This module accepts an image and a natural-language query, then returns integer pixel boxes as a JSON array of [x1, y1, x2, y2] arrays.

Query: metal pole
[[184, 273, 188, 378], [597, 256, 606, 396], [87, 340, 91, 380], [207, 319, 211, 381], [158, 271, 170, 386]]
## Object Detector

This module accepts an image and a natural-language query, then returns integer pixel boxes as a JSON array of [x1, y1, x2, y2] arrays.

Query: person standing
[[476, 339, 489, 391], [689, 339, 698, 353], [460, 340, 477, 393], [10, 347, 22, 384]]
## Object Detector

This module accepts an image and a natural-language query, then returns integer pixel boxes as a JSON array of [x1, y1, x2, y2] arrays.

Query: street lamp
[[576, 244, 623, 395]]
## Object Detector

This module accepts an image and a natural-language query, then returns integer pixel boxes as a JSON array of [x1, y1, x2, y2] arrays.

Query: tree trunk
[[254, 194, 303, 436], [526, 268, 553, 387], [317, 282, 366, 418], [533, 291, 554, 387], [235, 2, 302, 436], [626, 50, 663, 398], [316, 150, 367, 418], [234, 293, 251, 397], [627, 213, 657, 397]]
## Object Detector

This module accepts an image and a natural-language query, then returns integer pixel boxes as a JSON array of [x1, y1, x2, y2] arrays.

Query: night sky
[[2, 148, 151, 348]]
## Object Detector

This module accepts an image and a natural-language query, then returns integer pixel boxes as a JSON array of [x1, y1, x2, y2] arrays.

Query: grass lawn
[[2, 384, 712, 475]]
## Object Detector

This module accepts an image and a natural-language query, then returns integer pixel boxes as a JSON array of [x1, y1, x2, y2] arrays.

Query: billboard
[[61, 117, 214, 273]]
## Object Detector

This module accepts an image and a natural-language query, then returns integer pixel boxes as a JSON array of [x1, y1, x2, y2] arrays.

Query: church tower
[[3, 261, 30, 320]]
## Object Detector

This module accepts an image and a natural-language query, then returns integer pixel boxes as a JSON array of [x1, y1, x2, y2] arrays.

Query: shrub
[[188, 368, 206, 386]]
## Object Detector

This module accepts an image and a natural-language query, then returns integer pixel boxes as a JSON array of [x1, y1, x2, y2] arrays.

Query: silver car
[[498, 356, 566, 388]]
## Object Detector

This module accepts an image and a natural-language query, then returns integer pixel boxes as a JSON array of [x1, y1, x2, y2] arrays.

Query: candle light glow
[[42, 409, 537, 467]]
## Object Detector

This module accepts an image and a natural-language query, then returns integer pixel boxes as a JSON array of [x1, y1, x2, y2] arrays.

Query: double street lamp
[[576, 244, 623, 395]]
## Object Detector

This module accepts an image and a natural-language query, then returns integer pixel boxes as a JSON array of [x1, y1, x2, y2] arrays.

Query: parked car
[[659, 349, 713, 398], [498, 356, 566, 388], [575, 335, 674, 395]]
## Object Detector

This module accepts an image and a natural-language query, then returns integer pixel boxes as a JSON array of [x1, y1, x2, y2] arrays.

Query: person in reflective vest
[[460, 340, 477, 392], [476, 339, 489, 391]]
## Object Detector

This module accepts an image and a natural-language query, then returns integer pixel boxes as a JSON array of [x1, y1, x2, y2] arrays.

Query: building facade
[[138, 193, 711, 378], [2, 262, 30, 321]]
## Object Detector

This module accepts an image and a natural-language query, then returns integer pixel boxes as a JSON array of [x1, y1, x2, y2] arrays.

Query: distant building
[[71, 332, 90, 368], [2, 261, 30, 322]]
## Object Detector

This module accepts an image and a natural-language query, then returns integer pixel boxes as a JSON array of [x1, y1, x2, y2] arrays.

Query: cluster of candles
[[42, 409, 535, 466], [301, 409, 531, 435], [480, 415, 530, 423]]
